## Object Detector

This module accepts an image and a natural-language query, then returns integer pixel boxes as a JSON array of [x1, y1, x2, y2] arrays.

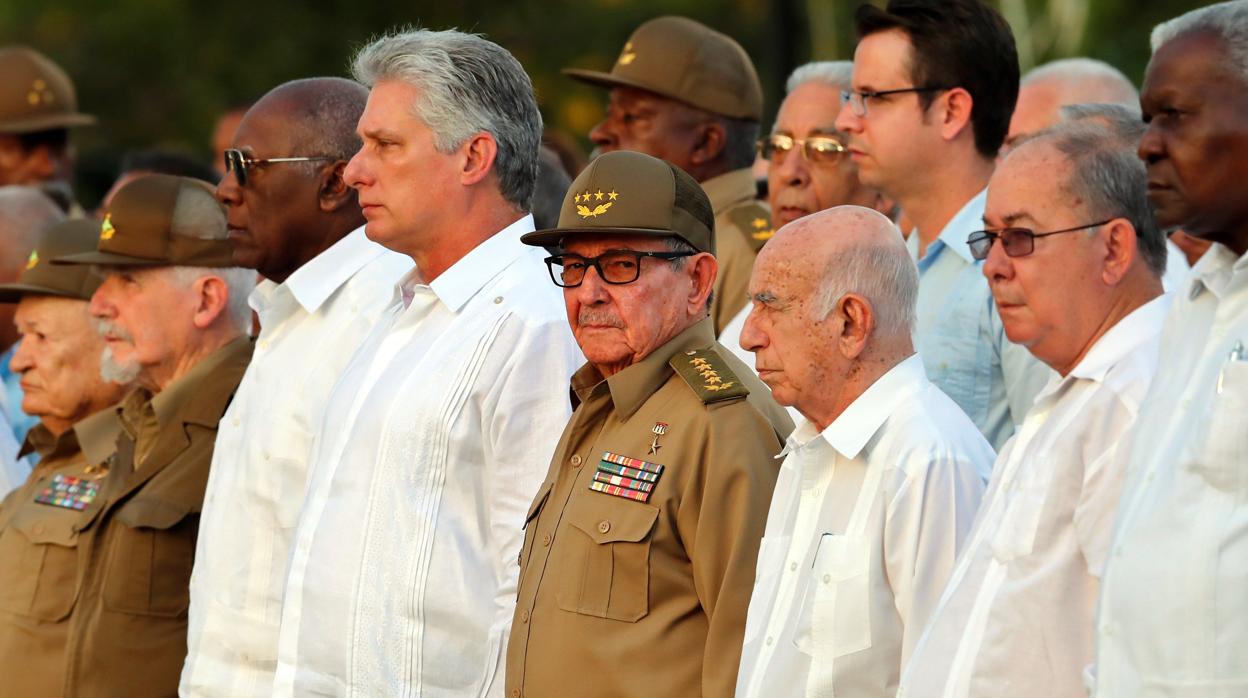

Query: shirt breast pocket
[[554, 493, 659, 623], [990, 463, 1054, 563], [103, 497, 198, 617], [1194, 360, 1248, 493], [0, 506, 84, 621], [793, 533, 873, 659]]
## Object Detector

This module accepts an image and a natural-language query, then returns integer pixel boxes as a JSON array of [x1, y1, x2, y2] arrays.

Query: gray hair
[[0, 186, 64, 271], [662, 236, 712, 313], [785, 60, 854, 94], [1027, 123, 1166, 277], [166, 266, 257, 335], [1059, 103, 1146, 144], [351, 28, 543, 210], [263, 78, 369, 174], [814, 224, 918, 338], [1021, 58, 1139, 107], [1152, 1, 1248, 80]]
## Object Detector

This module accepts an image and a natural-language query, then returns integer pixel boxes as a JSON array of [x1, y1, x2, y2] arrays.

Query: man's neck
[[142, 331, 240, 394], [801, 344, 913, 431], [408, 197, 524, 283], [899, 155, 994, 258], [265, 216, 365, 284], [1050, 276, 1163, 377]]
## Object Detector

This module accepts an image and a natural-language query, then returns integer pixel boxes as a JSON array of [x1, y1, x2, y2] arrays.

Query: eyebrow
[[985, 211, 1037, 227], [750, 290, 782, 306], [359, 126, 402, 142]]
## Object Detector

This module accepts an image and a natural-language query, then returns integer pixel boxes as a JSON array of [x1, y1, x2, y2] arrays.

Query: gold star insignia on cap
[[25, 251, 38, 270], [617, 42, 636, 66], [608, 190, 618, 200], [752, 217, 767, 229], [100, 213, 116, 241], [576, 189, 616, 218], [594, 190, 605, 201]]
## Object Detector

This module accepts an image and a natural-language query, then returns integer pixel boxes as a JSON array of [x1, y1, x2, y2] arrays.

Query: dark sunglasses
[[223, 148, 334, 185], [967, 220, 1115, 260]]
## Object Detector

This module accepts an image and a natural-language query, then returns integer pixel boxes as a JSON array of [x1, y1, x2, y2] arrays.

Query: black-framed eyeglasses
[[757, 133, 847, 165], [544, 250, 696, 288], [967, 219, 1115, 261], [223, 148, 334, 185], [840, 86, 952, 117]]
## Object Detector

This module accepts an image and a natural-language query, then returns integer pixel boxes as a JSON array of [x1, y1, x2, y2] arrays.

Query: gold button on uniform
[[570, 454, 582, 467], [597, 520, 611, 534], [520, 609, 530, 623], [541, 533, 551, 547]]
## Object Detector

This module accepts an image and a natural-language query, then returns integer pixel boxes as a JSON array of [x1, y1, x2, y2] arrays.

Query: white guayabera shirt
[[899, 295, 1168, 698], [273, 216, 582, 698], [180, 227, 412, 697], [1095, 244, 1248, 697], [736, 355, 991, 698]]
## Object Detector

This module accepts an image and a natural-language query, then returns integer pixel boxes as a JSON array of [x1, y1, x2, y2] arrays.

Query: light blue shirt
[[0, 344, 37, 445], [907, 190, 1053, 450]]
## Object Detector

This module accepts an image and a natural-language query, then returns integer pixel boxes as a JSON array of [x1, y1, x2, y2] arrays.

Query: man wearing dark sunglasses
[[835, 0, 1051, 451], [507, 150, 791, 698], [900, 120, 1166, 697]]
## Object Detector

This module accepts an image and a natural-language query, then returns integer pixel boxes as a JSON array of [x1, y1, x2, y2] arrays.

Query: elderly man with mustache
[[51, 173, 254, 697], [506, 150, 792, 697]]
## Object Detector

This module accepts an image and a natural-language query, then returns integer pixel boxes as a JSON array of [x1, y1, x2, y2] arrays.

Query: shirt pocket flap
[[567, 495, 659, 545], [114, 497, 195, 530], [13, 514, 79, 547], [813, 533, 871, 581], [522, 480, 554, 530]]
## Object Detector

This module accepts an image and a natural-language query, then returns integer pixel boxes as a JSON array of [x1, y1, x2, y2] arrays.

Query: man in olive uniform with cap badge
[[0, 217, 128, 697], [566, 16, 772, 335], [506, 150, 792, 697], [52, 173, 255, 697]]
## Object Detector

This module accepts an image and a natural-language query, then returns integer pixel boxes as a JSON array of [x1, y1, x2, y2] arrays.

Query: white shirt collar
[[249, 226, 386, 316], [932, 189, 987, 265], [782, 354, 927, 460], [416, 214, 535, 313], [1066, 294, 1172, 383], [1186, 241, 1248, 301]]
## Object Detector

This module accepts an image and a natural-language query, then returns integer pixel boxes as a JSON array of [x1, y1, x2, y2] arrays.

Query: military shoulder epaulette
[[669, 347, 750, 404], [727, 201, 774, 249]]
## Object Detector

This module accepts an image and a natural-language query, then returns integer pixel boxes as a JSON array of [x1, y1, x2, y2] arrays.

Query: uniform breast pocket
[[793, 533, 873, 659], [103, 498, 198, 617], [0, 507, 84, 621], [554, 493, 659, 623], [1194, 361, 1248, 493]]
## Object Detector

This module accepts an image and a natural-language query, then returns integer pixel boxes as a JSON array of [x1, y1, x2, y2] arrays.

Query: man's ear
[[836, 292, 874, 359], [688, 120, 728, 167], [1101, 218, 1139, 286], [938, 87, 975, 144], [687, 252, 717, 317], [191, 275, 230, 330], [460, 132, 499, 187], [318, 161, 355, 214]]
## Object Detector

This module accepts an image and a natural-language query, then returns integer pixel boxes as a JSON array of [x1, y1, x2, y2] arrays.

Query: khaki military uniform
[[506, 319, 792, 698], [0, 412, 118, 697], [704, 168, 772, 335], [62, 337, 252, 698]]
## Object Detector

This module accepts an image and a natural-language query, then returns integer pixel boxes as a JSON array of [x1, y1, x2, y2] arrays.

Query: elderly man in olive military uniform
[[0, 218, 128, 697], [566, 16, 772, 334], [506, 151, 792, 698], [0, 46, 95, 213], [52, 174, 254, 697]]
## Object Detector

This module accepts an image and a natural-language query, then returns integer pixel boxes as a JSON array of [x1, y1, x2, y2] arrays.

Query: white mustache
[[577, 308, 624, 328], [93, 319, 133, 342]]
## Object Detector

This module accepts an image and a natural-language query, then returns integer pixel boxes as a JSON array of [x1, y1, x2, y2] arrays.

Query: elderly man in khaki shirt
[[506, 150, 792, 698], [0, 218, 127, 697], [52, 173, 254, 697], [566, 16, 771, 333]]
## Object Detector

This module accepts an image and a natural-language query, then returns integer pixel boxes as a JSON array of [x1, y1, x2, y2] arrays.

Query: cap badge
[[574, 189, 618, 219], [26, 79, 53, 107], [100, 213, 116, 241], [617, 42, 637, 66], [24, 250, 38, 270]]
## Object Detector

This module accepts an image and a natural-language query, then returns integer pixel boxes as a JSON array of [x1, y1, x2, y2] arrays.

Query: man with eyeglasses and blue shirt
[[835, 0, 1052, 451], [506, 150, 791, 698], [898, 116, 1168, 698]]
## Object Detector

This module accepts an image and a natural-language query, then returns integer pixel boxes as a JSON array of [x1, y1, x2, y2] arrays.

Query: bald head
[[257, 77, 369, 160], [1006, 58, 1139, 151]]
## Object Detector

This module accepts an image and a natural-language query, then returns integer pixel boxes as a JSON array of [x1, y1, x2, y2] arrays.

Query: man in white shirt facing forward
[[735, 206, 991, 698], [1095, 3, 1248, 695], [272, 30, 582, 696], [900, 118, 1169, 698], [180, 78, 412, 697]]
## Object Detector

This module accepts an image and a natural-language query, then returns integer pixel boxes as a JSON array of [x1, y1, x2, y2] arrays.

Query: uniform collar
[[139, 336, 254, 431], [783, 354, 926, 461], [700, 168, 757, 215], [571, 317, 717, 420], [264, 226, 387, 314], [73, 406, 124, 468], [411, 214, 534, 313], [929, 189, 986, 266], [18, 422, 77, 461]]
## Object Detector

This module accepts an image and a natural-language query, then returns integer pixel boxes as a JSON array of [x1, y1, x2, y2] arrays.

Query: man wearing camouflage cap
[[52, 173, 254, 697], [0, 218, 128, 697], [506, 150, 792, 697], [0, 46, 95, 213], [566, 16, 771, 334]]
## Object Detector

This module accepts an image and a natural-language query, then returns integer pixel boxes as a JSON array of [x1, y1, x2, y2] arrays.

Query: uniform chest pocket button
[[555, 496, 659, 622]]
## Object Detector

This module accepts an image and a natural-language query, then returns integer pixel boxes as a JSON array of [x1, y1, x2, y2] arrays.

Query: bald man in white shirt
[[736, 206, 990, 698]]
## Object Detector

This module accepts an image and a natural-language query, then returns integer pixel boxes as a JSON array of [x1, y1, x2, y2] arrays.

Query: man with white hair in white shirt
[[736, 205, 990, 697], [900, 117, 1168, 697], [273, 29, 582, 696], [1095, 2, 1248, 694]]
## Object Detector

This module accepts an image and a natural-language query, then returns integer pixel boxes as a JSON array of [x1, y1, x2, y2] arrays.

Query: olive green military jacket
[[703, 168, 772, 335], [506, 318, 792, 698], [62, 337, 252, 698], [0, 412, 118, 697]]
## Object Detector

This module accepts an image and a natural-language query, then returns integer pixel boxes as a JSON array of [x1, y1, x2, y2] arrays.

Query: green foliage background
[[0, 0, 1210, 206]]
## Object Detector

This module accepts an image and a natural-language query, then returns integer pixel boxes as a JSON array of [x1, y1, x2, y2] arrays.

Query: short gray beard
[[99, 346, 141, 385]]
